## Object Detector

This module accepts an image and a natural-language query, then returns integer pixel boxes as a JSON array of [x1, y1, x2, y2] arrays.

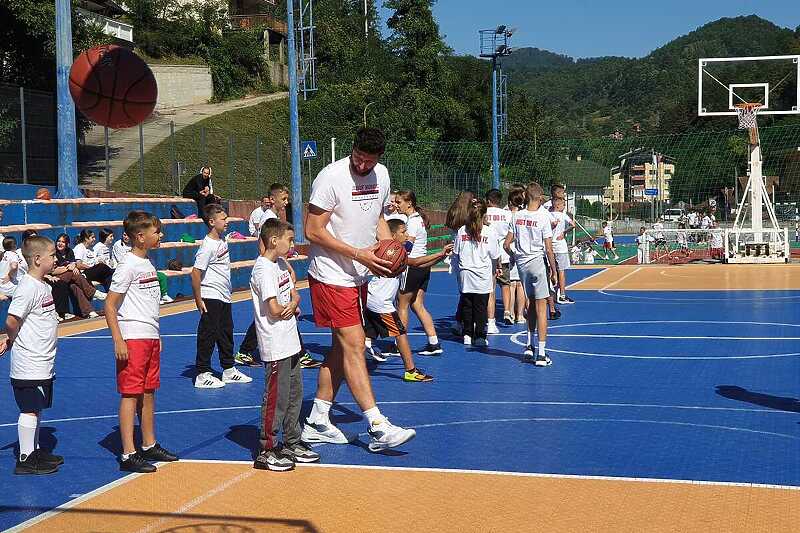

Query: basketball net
[[734, 102, 761, 130]]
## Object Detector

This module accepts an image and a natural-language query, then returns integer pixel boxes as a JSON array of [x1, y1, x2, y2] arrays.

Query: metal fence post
[[104, 126, 110, 189], [228, 135, 235, 199], [138, 123, 144, 193], [19, 87, 28, 184], [200, 127, 207, 166], [169, 121, 177, 194], [256, 136, 262, 197]]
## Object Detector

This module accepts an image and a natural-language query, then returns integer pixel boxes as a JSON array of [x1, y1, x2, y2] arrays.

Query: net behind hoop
[[640, 228, 724, 265], [735, 103, 761, 130]]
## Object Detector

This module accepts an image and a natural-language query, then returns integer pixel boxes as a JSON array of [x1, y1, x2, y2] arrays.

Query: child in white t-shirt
[[105, 211, 178, 473], [2, 236, 61, 475], [455, 200, 501, 347], [251, 219, 320, 471], [364, 219, 449, 380], [95, 228, 115, 266], [0, 236, 20, 297], [709, 229, 724, 260], [636, 226, 654, 264], [111, 232, 131, 268], [192, 204, 252, 389], [600, 221, 619, 260], [485, 189, 512, 333]]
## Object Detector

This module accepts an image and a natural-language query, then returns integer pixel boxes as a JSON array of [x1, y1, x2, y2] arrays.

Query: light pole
[[479, 26, 513, 190], [287, 0, 304, 242], [55, 0, 82, 198]]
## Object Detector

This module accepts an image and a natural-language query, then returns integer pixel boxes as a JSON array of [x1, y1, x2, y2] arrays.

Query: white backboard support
[[698, 55, 800, 117]]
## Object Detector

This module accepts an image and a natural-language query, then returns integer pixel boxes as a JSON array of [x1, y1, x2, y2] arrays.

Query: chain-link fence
[[0, 84, 58, 186]]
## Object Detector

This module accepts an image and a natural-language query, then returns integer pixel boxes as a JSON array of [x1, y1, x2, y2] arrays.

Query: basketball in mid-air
[[69, 45, 157, 129], [375, 239, 408, 277]]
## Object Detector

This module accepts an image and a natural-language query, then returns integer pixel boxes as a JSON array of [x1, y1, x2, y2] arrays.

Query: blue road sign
[[644, 188, 659, 196], [301, 140, 317, 159]]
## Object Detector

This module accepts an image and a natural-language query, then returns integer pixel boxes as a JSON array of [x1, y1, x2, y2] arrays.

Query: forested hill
[[504, 16, 800, 138]]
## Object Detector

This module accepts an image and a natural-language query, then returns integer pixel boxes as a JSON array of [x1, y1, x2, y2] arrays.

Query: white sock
[[364, 406, 383, 426], [34, 418, 40, 450], [428, 335, 438, 345], [141, 442, 156, 451], [526, 330, 532, 346], [309, 398, 332, 423], [538, 341, 546, 357], [365, 338, 372, 348], [121, 452, 134, 461], [18, 413, 37, 460]]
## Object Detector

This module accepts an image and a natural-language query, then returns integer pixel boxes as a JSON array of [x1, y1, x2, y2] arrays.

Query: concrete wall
[[150, 65, 214, 110], [267, 61, 289, 88]]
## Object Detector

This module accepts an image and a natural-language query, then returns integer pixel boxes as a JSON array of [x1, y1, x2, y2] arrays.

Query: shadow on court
[[715, 385, 800, 413], [0, 507, 320, 532]]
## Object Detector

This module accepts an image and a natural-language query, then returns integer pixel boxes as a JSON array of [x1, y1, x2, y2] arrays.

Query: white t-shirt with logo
[[603, 225, 614, 244], [193, 236, 232, 303], [8, 275, 58, 380], [0, 250, 21, 295], [249, 206, 269, 236], [511, 208, 553, 266], [307, 156, 390, 287], [486, 206, 511, 263], [406, 212, 427, 259], [15, 249, 28, 277], [109, 253, 161, 340], [73, 243, 97, 267], [454, 225, 500, 294], [367, 275, 400, 314], [257, 209, 278, 233], [94, 242, 111, 265], [250, 256, 301, 362], [550, 210, 573, 254], [111, 239, 131, 268]]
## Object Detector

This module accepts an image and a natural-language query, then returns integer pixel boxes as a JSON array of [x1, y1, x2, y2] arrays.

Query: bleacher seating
[[0, 187, 309, 326]]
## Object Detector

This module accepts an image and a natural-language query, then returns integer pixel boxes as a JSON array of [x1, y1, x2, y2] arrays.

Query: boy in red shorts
[[105, 211, 178, 473]]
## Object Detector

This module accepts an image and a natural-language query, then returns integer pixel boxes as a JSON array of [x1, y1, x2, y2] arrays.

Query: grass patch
[[114, 98, 291, 199]]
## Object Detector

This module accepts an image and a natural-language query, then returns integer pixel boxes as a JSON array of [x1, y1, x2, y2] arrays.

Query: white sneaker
[[463, 335, 472, 345], [88, 311, 99, 319], [57, 315, 64, 323], [160, 294, 174, 304], [366, 346, 387, 362], [93, 290, 106, 301], [301, 419, 353, 444], [368, 418, 416, 452], [195, 372, 225, 389], [64, 313, 76, 320], [473, 337, 489, 347], [487, 322, 500, 334], [222, 367, 252, 384]]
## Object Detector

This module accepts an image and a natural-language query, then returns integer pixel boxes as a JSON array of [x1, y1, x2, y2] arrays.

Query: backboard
[[698, 55, 800, 116]]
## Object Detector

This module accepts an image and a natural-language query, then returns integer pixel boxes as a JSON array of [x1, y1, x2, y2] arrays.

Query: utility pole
[[479, 26, 513, 190]]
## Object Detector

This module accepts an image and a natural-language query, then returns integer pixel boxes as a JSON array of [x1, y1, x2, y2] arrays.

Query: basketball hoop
[[734, 102, 762, 130]]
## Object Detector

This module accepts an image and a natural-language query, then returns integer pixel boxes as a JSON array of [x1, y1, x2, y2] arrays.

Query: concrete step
[[0, 197, 198, 226], [0, 218, 249, 246], [151, 237, 259, 270]]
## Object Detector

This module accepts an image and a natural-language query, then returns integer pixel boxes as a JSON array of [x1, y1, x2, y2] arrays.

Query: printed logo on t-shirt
[[352, 184, 380, 211], [41, 298, 55, 314], [460, 234, 490, 244], [487, 214, 506, 222], [278, 271, 292, 305], [217, 245, 229, 259], [138, 271, 161, 298], [516, 219, 540, 228]]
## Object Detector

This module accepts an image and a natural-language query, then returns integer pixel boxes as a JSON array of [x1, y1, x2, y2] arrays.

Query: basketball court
[[1, 266, 799, 532]]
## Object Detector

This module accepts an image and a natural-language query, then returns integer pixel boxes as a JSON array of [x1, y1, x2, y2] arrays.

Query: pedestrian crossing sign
[[301, 140, 317, 159]]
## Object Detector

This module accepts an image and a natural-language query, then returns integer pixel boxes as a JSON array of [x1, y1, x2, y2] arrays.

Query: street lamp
[[479, 26, 513, 189]]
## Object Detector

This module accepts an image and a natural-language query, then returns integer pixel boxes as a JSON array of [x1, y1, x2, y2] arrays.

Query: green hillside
[[506, 16, 800, 137]]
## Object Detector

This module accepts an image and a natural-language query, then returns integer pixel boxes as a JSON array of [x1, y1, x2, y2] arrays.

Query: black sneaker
[[120, 452, 157, 473], [284, 442, 321, 463], [522, 346, 535, 364], [254, 447, 295, 471], [549, 309, 561, 320], [418, 343, 443, 356], [15, 450, 58, 475], [38, 450, 64, 466], [299, 353, 323, 369], [139, 442, 179, 462]]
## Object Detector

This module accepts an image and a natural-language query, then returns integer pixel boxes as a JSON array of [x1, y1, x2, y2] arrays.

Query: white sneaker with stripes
[[195, 372, 225, 389], [222, 367, 253, 384]]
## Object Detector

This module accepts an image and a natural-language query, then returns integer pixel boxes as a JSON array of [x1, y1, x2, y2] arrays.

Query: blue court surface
[[1, 269, 799, 529]]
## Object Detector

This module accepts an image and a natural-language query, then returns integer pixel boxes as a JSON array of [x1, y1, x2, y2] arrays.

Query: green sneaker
[[299, 352, 322, 369], [235, 351, 260, 366]]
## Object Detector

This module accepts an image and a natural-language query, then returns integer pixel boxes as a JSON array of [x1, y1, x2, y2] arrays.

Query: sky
[[378, 0, 800, 59]]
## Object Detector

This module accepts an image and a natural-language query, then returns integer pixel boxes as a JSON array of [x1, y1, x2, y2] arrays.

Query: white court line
[[565, 267, 608, 289], [599, 267, 641, 291], [6, 471, 145, 532], [136, 468, 254, 533], [176, 459, 800, 492], [2, 399, 797, 429]]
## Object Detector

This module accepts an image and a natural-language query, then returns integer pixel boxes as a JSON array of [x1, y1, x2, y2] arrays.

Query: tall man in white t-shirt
[[301, 128, 416, 452]]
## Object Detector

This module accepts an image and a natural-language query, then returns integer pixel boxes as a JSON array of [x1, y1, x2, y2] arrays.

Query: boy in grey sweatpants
[[250, 219, 321, 471]]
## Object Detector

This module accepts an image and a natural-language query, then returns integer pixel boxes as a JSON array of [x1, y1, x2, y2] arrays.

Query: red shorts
[[309, 276, 367, 329], [603, 242, 612, 249], [116, 339, 161, 394]]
